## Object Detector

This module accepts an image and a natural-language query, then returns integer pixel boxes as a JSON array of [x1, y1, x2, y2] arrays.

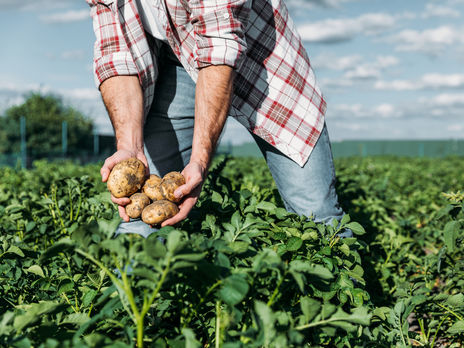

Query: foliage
[[0, 156, 463, 347], [0, 92, 94, 155]]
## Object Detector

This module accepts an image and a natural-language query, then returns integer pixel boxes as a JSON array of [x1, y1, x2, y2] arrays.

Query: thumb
[[174, 177, 200, 199], [101, 156, 118, 182], [136, 152, 150, 176]]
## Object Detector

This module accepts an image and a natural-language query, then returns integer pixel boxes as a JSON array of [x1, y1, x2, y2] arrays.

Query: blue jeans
[[116, 50, 348, 237]]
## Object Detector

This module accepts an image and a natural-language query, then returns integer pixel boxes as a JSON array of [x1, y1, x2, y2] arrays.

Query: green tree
[[0, 93, 94, 156]]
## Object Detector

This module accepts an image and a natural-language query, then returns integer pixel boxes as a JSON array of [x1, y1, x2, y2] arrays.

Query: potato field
[[0, 156, 463, 347]]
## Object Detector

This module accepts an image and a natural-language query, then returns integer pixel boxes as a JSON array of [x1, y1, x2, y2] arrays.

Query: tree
[[0, 93, 94, 156]]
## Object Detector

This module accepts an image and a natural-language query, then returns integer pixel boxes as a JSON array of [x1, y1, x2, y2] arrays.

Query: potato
[[107, 158, 146, 198], [142, 174, 164, 201], [160, 171, 185, 203], [126, 193, 150, 219], [141, 200, 179, 225]]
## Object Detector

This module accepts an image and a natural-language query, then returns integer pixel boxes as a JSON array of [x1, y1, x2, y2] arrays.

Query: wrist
[[116, 137, 144, 153], [189, 155, 209, 175]]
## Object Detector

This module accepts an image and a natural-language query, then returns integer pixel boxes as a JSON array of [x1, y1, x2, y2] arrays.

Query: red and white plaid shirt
[[86, 0, 326, 166]]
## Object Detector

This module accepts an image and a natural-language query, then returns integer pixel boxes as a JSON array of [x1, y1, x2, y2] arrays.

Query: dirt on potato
[[126, 192, 150, 219], [142, 174, 164, 201], [141, 200, 179, 225], [160, 171, 185, 203], [107, 158, 146, 198]]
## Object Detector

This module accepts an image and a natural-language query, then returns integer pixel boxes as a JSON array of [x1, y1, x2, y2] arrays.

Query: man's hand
[[161, 65, 234, 226], [101, 149, 149, 222], [99, 75, 146, 222], [161, 161, 206, 227]]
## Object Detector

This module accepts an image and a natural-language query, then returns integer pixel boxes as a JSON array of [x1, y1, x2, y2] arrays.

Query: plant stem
[[184, 279, 222, 327], [215, 300, 221, 348], [436, 303, 464, 320], [267, 271, 286, 307], [431, 314, 449, 348]]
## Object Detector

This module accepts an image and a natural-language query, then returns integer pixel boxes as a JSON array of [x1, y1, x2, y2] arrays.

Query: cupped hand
[[101, 148, 149, 222], [161, 161, 206, 227]]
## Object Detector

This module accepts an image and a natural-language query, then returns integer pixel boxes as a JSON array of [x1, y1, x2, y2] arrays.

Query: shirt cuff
[[194, 36, 247, 69], [94, 51, 139, 88]]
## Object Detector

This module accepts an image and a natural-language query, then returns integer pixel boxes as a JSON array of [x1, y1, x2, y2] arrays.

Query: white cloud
[[375, 74, 464, 91], [344, 66, 380, 80], [447, 124, 464, 132], [422, 3, 461, 18], [40, 9, 90, 24], [428, 93, 464, 106], [286, 0, 358, 10], [0, 81, 110, 133], [311, 54, 363, 71], [389, 26, 464, 55], [330, 103, 403, 119], [61, 88, 100, 101], [298, 13, 396, 43], [61, 50, 86, 60], [0, 0, 76, 11]]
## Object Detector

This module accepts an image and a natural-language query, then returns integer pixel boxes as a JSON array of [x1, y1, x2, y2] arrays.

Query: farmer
[[86, 0, 350, 237]]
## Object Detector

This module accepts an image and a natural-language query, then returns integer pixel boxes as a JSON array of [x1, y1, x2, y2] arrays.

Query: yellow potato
[[107, 158, 146, 198], [142, 174, 164, 201], [126, 193, 150, 219], [160, 172, 185, 203], [141, 200, 179, 225]]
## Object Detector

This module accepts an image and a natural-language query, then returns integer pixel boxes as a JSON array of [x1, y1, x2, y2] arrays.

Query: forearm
[[191, 65, 234, 170], [100, 75, 144, 151]]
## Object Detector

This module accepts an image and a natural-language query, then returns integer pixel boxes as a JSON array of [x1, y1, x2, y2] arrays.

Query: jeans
[[115, 45, 349, 238]]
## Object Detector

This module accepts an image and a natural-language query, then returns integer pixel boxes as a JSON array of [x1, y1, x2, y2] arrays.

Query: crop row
[[0, 156, 463, 347]]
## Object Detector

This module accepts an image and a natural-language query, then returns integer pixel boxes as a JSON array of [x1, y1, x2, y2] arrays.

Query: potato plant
[[0, 156, 463, 347]]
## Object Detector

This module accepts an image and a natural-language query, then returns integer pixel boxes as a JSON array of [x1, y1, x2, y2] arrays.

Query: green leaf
[[219, 274, 249, 306], [256, 201, 277, 212], [345, 222, 366, 236], [289, 261, 333, 280], [6, 245, 24, 257], [228, 241, 250, 254], [448, 320, 464, 334], [173, 253, 205, 262], [40, 239, 74, 263], [14, 301, 66, 332], [25, 265, 45, 278], [286, 237, 303, 251], [444, 221, 460, 253], [254, 300, 276, 346], [300, 297, 321, 322], [182, 328, 201, 348], [445, 293, 464, 308], [61, 313, 90, 325], [340, 214, 351, 226], [167, 230, 182, 253], [82, 289, 98, 307]]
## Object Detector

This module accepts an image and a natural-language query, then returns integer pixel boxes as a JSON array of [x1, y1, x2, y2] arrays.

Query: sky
[[0, 0, 464, 143]]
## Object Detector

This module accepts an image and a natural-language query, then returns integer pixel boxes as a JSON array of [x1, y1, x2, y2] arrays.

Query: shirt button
[[223, 12, 230, 19]]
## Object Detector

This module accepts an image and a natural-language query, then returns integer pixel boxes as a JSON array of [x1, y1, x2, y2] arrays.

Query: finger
[[161, 197, 196, 226], [101, 156, 117, 182], [111, 195, 131, 206], [174, 175, 202, 200], [137, 153, 150, 177], [118, 205, 130, 222]]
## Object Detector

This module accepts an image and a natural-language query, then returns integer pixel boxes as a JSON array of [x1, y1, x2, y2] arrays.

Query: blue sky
[[1, 0, 464, 143]]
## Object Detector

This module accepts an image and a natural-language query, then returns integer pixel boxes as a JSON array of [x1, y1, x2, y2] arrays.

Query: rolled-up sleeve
[[188, 0, 250, 69], [86, 0, 138, 89]]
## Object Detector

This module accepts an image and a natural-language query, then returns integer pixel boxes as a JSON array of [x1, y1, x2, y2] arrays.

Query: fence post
[[20, 116, 27, 169], [62, 120, 68, 156], [93, 127, 99, 156], [418, 143, 424, 157]]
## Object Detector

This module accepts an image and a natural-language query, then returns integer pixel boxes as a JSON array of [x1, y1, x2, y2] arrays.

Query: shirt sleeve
[[188, 0, 251, 69], [86, 0, 138, 89]]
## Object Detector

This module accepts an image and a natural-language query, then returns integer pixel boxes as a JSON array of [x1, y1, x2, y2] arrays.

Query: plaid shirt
[[86, 0, 326, 166]]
